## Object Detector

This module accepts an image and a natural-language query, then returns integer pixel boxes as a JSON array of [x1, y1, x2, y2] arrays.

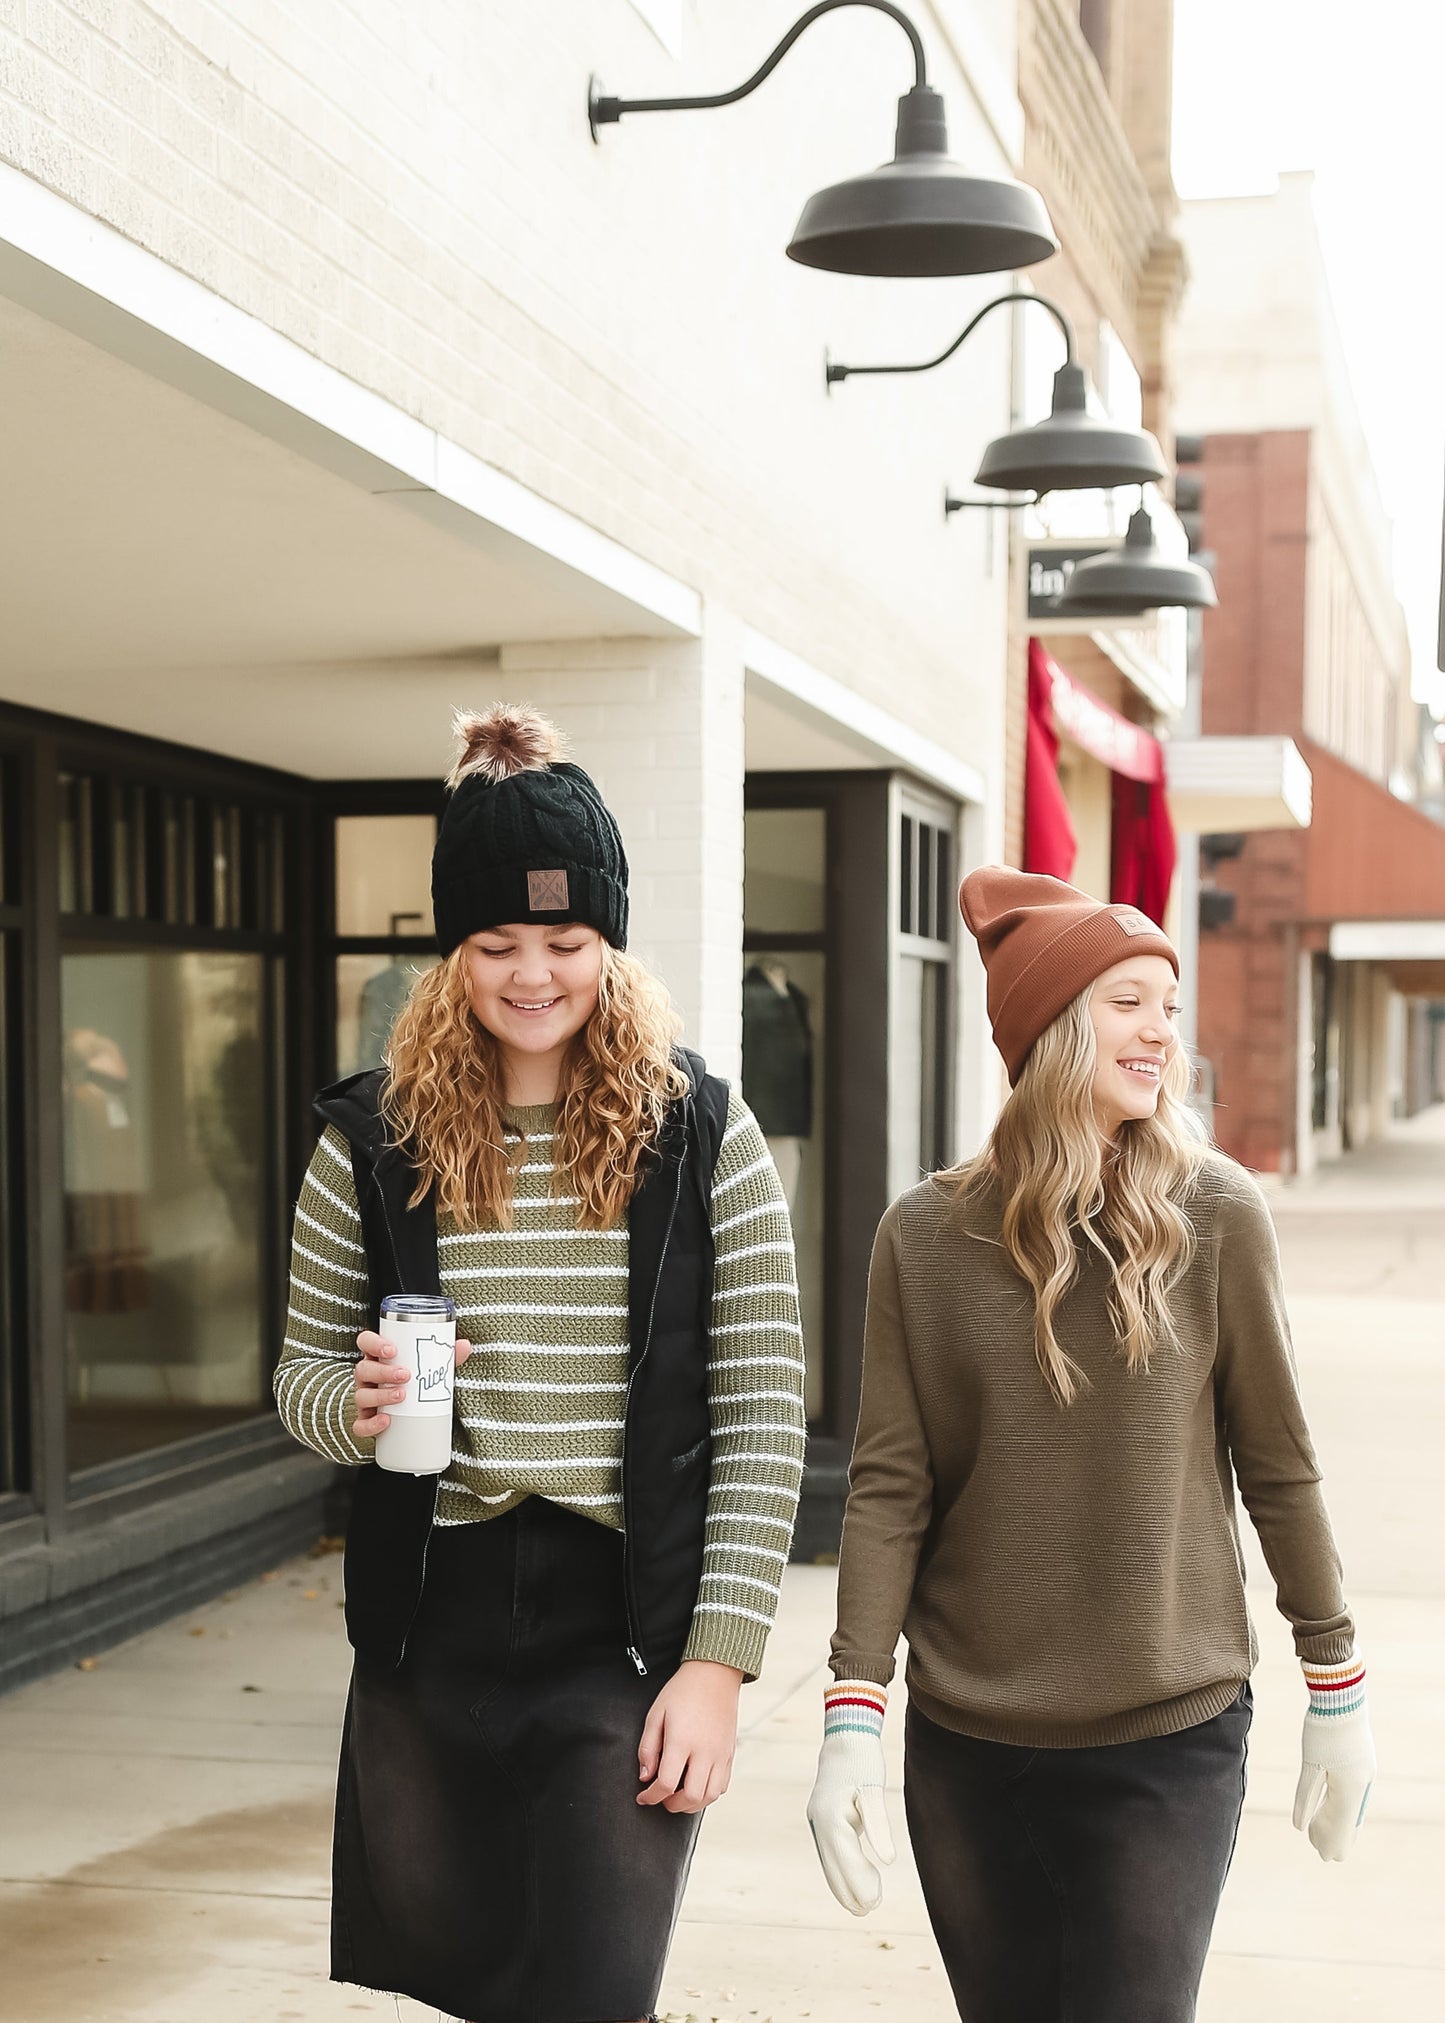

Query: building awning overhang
[[1164, 735, 1313, 832], [0, 162, 701, 778], [1327, 925, 1445, 996], [1302, 736, 1445, 925]]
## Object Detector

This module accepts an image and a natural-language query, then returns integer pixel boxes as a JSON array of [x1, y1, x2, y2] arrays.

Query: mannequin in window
[[742, 960, 813, 1211], [354, 913, 429, 1073]]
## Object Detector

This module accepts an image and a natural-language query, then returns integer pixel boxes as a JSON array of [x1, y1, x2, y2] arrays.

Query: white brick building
[[0, 1, 1039, 1674]]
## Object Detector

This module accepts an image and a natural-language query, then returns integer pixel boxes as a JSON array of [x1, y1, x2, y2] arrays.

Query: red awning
[[1032, 641, 1164, 785], [1025, 640, 1078, 878], [1301, 736, 1445, 921]]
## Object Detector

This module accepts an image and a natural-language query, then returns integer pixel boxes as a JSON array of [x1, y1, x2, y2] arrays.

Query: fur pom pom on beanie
[[431, 704, 629, 955]]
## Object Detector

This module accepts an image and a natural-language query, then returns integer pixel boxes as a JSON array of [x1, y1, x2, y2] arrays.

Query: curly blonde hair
[[951, 986, 1209, 1405], [382, 942, 688, 1230]]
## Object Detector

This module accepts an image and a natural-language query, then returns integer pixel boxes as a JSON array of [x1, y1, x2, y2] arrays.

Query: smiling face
[[1087, 953, 1181, 1138], [462, 921, 605, 1101]]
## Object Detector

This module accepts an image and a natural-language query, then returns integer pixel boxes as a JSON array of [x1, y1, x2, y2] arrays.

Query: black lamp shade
[[974, 364, 1168, 493], [787, 87, 1057, 278], [1052, 506, 1219, 617]]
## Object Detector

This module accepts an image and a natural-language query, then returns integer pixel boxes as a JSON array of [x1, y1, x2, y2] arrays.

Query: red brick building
[[1187, 428, 1445, 1172]]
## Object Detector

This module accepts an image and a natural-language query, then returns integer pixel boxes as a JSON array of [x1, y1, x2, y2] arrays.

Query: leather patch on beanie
[[527, 869, 569, 912], [1110, 908, 1156, 936]]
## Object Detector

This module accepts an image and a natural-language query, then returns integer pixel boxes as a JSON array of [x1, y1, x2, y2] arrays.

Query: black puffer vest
[[313, 1049, 730, 1675]]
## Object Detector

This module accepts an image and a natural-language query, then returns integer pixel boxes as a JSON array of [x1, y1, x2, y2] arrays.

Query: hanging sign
[[1027, 546, 1110, 618]]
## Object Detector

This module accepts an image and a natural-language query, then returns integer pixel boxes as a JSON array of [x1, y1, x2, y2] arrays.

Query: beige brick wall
[[0, 0, 1018, 776]]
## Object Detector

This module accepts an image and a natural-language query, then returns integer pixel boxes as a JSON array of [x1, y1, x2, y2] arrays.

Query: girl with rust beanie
[[274, 706, 806, 2023], [807, 867, 1373, 2023]]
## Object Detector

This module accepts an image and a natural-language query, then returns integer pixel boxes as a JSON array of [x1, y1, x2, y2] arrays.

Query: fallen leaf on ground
[[75, 1657, 99, 1671]]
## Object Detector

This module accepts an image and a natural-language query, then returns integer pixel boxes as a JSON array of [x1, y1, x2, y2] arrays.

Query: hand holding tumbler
[[372, 1295, 457, 1475]]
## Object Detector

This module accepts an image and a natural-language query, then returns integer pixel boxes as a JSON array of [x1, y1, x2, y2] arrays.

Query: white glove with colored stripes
[[806, 1680, 895, 1916], [1293, 1653, 1375, 1863]]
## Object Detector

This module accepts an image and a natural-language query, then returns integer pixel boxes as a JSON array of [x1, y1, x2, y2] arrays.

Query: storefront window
[[61, 950, 269, 1474], [744, 808, 826, 1421], [335, 814, 435, 937], [336, 952, 439, 1076], [333, 813, 439, 1074], [892, 802, 954, 1198], [1, 756, 24, 1496]]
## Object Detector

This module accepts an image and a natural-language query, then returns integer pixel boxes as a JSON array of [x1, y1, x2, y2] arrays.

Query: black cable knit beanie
[[431, 705, 629, 955]]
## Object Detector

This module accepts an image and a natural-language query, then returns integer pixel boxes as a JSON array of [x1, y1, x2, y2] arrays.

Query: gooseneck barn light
[[827, 290, 1168, 495], [588, 1, 1057, 278], [1051, 500, 1219, 617]]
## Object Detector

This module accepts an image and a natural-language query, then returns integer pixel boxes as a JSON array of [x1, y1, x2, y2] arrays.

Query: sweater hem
[[905, 1672, 1250, 1749]]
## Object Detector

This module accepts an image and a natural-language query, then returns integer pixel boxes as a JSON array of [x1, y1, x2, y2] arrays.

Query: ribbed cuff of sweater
[[829, 1651, 896, 1689], [682, 1612, 768, 1681]]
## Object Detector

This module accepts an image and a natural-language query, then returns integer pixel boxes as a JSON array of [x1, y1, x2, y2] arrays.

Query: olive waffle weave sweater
[[275, 1092, 806, 1678], [830, 1151, 1355, 1747]]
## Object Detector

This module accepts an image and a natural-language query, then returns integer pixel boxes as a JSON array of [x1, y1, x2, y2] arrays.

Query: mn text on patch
[[527, 869, 570, 912]]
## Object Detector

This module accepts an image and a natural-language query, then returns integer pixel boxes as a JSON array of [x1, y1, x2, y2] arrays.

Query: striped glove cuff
[[824, 1680, 887, 1742], [1302, 1654, 1367, 1720]]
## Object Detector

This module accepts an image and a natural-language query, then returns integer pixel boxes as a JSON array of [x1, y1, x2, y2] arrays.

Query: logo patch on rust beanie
[[527, 868, 570, 912], [1110, 908, 1156, 936]]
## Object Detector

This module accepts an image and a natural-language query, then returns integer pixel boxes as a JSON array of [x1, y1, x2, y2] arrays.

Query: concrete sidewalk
[[2, 1122, 1443, 2020]]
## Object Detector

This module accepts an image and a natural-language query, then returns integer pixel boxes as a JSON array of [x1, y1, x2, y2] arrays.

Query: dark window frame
[[0, 699, 313, 1543], [317, 781, 447, 1083]]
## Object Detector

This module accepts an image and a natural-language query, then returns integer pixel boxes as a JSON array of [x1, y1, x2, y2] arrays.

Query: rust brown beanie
[[959, 866, 1178, 1084]]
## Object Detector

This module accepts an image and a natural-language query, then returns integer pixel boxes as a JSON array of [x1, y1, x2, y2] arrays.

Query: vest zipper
[[621, 1142, 688, 1679], [371, 1159, 440, 1669]]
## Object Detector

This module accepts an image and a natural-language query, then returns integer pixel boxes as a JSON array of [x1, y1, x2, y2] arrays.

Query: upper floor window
[[1078, 0, 1113, 79]]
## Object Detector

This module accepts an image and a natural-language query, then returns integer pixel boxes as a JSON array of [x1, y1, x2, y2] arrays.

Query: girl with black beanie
[[275, 706, 807, 2023]]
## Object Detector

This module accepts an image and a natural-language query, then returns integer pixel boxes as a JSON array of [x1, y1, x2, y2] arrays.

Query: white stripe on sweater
[[690, 1600, 776, 1628], [289, 1278, 368, 1311], [448, 1264, 628, 1279], [302, 1171, 364, 1222], [461, 1417, 626, 1434], [438, 1227, 628, 1246], [699, 1571, 783, 1598], [292, 1206, 366, 1253], [318, 1132, 354, 1176], [711, 1202, 791, 1237], [449, 1452, 621, 1470], [285, 1311, 363, 1336], [460, 1303, 628, 1319], [711, 1156, 772, 1198], [280, 1338, 356, 1362], [456, 1376, 625, 1395], [289, 1238, 369, 1282]]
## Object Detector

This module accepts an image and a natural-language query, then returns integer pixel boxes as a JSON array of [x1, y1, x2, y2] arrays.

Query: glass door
[[743, 806, 827, 1422]]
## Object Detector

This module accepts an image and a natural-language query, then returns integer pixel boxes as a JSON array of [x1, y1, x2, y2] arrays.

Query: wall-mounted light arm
[[589, 0, 926, 139], [825, 290, 1076, 389], [586, 3, 1058, 278]]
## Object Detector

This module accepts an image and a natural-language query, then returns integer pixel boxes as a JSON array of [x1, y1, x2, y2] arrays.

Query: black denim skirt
[[331, 1497, 701, 2023], [904, 1686, 1252, 2023]]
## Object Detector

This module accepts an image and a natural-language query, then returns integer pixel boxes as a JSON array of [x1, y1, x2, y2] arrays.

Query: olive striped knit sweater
[[274, 1092, 806, 1677]]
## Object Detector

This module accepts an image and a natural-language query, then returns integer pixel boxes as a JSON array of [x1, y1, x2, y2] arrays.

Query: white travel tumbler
[[373, 1294, 457, 1476]]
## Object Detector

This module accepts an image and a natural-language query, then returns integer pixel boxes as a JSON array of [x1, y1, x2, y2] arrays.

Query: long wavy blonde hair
[[382, 942, 688, 1231], [952, 986, 1208, 1405]]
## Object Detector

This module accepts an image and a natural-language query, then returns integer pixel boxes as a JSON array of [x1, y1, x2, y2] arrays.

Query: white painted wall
[[0, 0, 1018, 775]]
